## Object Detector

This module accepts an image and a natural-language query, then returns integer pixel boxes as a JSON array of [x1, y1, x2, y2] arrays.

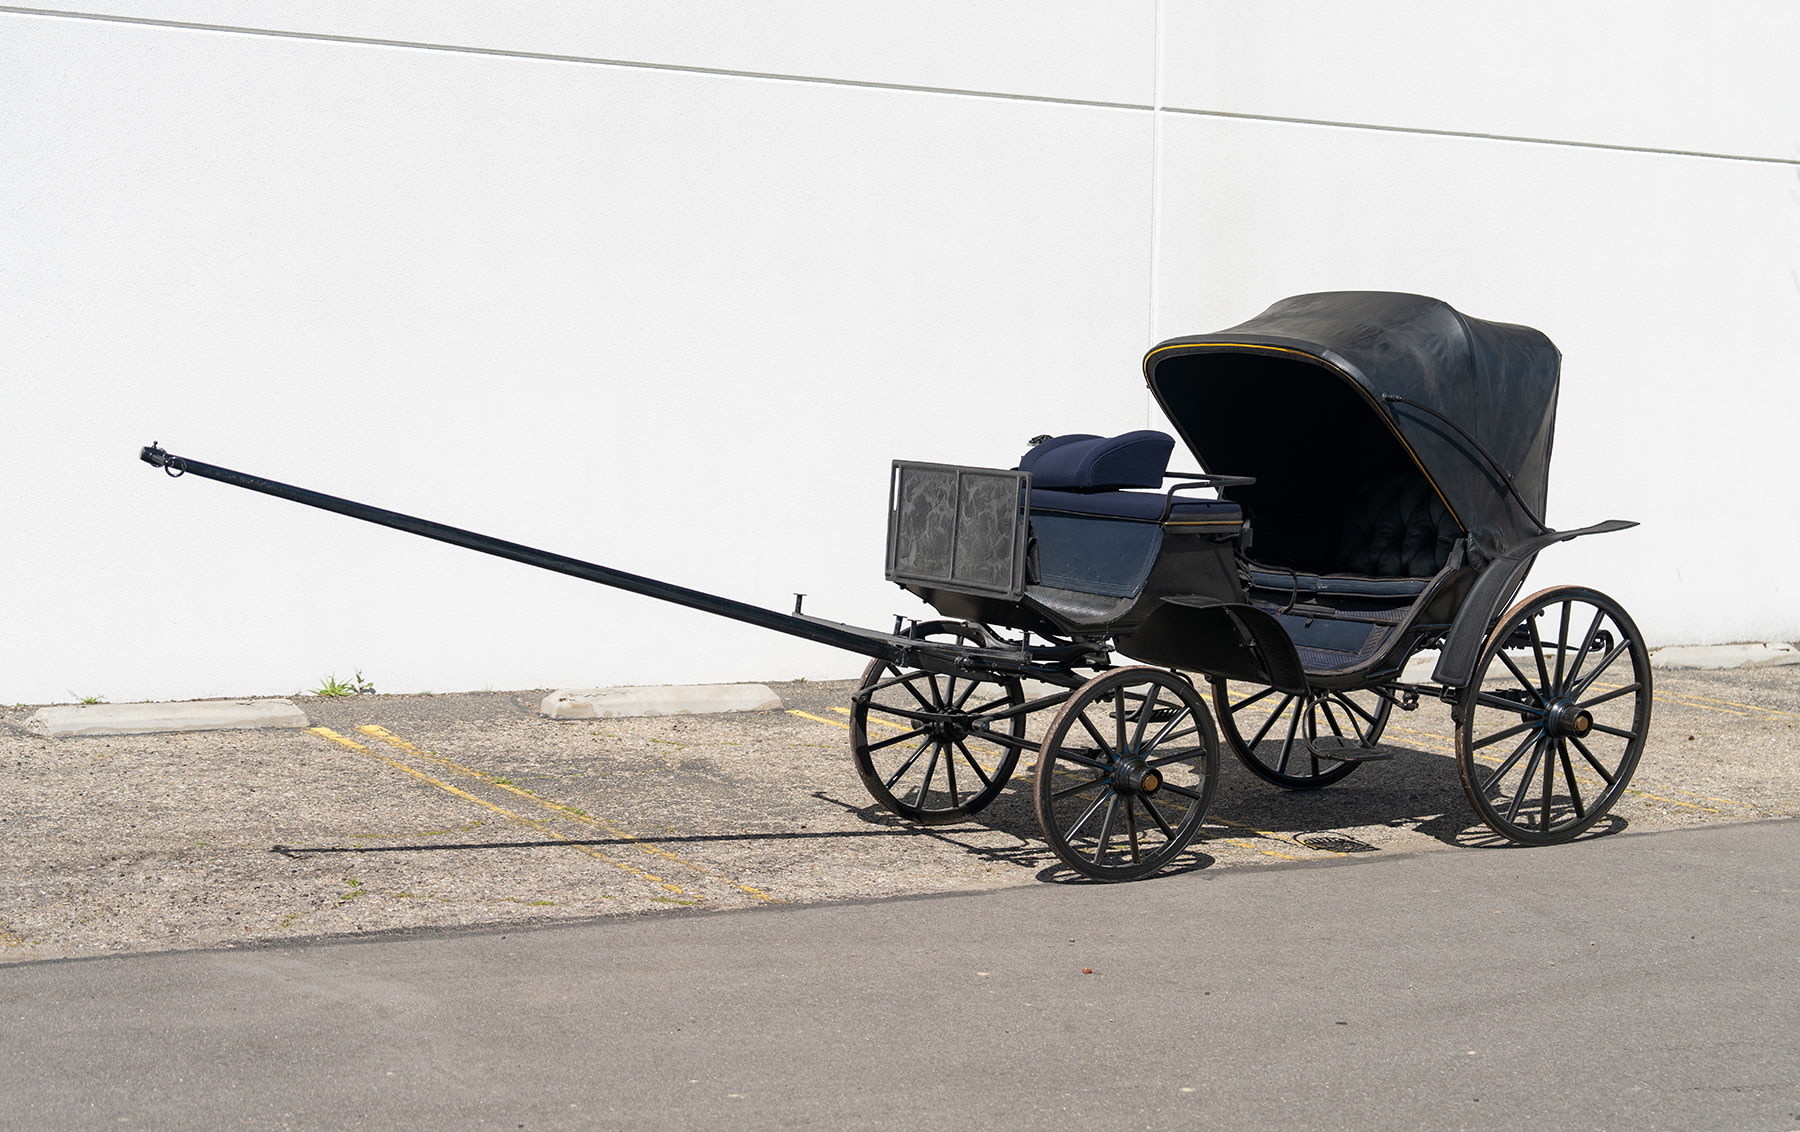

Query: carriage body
[[874, 292, 1650, 870]]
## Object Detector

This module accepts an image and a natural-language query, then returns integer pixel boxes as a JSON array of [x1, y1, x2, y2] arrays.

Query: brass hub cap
[[1115, 758, 1163, 796], [1545, 700, 1594, 738]]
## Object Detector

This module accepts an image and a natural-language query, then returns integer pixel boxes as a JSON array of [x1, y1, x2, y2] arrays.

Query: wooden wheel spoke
[[1568, 639, 1632, 700], [1495, 650, 1546, 702], [1569, 735, 1617, 785], [866, 702, 945, 725], [1274, 703, 1304, 774], [863, 726, 929, 753], [1090, 793, 1122, 855], [1318, 700, 1347, 742], [1506, 737, 1549, 824], [1140, 795, 1177, 837], [1076, 712, 1118, 762], [1558, 740, 1586, 818], [1575, 682, 1641, 711], [1552, 599, 1573, 690], [1229, 685, 1279, 713], [881, 739, 931, 791], [1471, 717, 1542, 751], [1053, 747, 1111, 772], [1131, 684, 1163, 751], [1540, 735, 1557, 827], [1051, 774, 1109, 801], [1480, 729, 1542, 793], [1246, 695, 1297, 749], [1587, 721, 1640, 741], [1146, 745, 1203, 769], [952, 739, 993, 789], [913, 744, 943, 808], [1527, 616, 1554, 694], [1563, 605, 1608, 691]]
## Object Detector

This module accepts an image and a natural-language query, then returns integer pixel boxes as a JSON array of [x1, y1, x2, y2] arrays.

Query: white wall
[[3, 3, 1796, 704]]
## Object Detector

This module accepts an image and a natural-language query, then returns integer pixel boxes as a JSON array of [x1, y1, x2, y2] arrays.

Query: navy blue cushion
[[1017, 431, 1175, 491], [1032, 488, 1242, 526], [1246, 569, 1429, 600]]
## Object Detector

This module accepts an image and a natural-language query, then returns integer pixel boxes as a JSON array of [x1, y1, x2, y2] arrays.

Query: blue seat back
[[1017, 431, 1174, 491]]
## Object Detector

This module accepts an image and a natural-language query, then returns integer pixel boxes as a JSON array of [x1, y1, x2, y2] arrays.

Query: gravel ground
[[2, 665, 1796, 964]]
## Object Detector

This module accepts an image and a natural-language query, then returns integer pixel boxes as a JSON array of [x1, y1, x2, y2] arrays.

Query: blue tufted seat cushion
[[1030, 488, 1242, 526], [1017, 431, 1175, 491], [1335, 476, 1461, 578]]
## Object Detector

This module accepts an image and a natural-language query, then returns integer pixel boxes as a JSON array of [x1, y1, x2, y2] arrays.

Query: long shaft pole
[[139, 444, 905, 663]]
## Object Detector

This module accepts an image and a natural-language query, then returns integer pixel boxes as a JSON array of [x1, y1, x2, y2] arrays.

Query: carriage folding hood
[[1144, 291, 1561, 564]]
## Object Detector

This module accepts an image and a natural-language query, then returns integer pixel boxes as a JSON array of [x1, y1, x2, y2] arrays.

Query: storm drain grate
[[1295, 833, 1379, 854]]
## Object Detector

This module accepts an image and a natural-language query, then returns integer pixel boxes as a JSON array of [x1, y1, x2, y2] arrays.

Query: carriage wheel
[[1455, 586, 1651, 845], [1034, 667, 1219, 881], [850, 621, 1026, 825], [1211, 680, 1392, 790]]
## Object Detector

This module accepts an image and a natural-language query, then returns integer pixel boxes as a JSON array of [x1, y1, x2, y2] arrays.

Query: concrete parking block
[[24, 699, 310, 738], [540, 683, 782, 719], [1652, 642, 1800, 670]]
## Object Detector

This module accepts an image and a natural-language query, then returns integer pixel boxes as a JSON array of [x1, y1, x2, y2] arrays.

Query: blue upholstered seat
[[1017, 431, 1175, 491], [1245, 568, 1429, 600], [1030, 488, 1242, 526]]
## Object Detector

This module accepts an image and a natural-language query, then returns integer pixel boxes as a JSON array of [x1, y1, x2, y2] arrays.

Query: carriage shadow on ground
[[815, 736, 1593, 884]]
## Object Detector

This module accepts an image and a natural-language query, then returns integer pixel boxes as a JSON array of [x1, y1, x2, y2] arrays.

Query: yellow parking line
[[1652, 690, 1799, 720], [1588, 680, 1796, 721], [789, 709, 849, 731], [1624, 787, 1718, 813], [306, 727, 692, 897], [1665, 787, 1750, 807], [829, 705, 911, 732], [352, 726, 778, 904]]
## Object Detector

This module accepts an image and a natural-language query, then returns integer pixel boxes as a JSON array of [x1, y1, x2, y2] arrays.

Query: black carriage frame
[[141, 292, 1653, 882]]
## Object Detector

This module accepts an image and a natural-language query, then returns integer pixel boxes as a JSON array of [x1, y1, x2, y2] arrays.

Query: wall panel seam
[[0, 6, 1151, 113], [1163, 106, 1800, 169]]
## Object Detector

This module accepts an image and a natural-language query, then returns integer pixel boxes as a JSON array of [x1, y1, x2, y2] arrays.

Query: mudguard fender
[[1431, 519, 1638, 689]]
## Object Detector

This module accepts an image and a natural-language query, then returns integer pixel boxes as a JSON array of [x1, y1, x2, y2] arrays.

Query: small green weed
[[313, 670, 377, 697], [72, 692, 105, 705]]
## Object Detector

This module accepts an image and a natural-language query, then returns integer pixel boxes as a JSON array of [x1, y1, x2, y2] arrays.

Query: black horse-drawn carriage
[[144, 291, 1652, 881]]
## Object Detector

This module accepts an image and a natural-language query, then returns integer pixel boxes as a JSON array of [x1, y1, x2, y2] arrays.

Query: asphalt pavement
[[4, 816, 1797, 1131]]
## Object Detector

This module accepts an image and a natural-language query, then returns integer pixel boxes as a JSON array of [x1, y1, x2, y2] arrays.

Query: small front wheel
[[1034, 667, 1219, 881], [850, 621, 1026, 825]]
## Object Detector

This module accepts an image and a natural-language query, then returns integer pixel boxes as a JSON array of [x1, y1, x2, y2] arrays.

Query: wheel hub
[[928, 716, 968, 742], [1544, 699, 1593, 738], [1113, 757, 1162, 796]]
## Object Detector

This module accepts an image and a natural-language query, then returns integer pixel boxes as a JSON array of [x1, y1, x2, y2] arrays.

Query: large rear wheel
[[1455, 587, 1651, 844], [1211, 681, 1392, 789]]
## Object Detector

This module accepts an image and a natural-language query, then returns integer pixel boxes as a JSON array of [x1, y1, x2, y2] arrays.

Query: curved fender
[[1431, 519, 1638, 689], [1121, 595, 1309, 694]]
